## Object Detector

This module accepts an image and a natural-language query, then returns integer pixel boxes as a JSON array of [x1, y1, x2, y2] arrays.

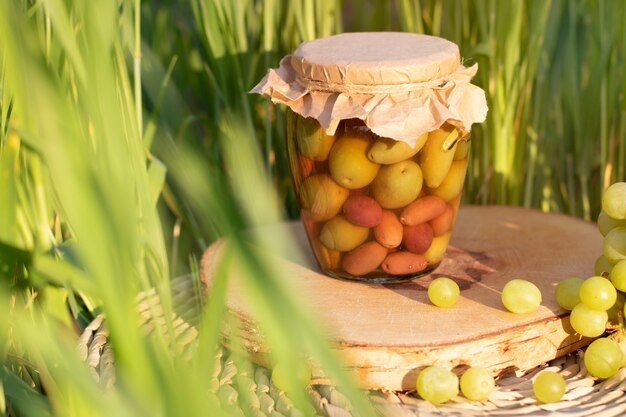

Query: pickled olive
[[311, 239, 342, 270], [367, 133, 427, 164], [329, 135, 380, 189], [425, 158, 469, 202], [300, 174, 349, 221], [423, 232, 451, 265], [296, 116, 336, 161], [297, 155, 314, 178], [374, 210, 404, 248], [319, 215, 370, 252], [301, 212, 342, 270], [449, 193, 463, 224], [342, 241, 388, 276], [430, 204, 455, 236], [371, 160, 423, 209], [400, 195, 447, 226], [342, 195, 383, 227], [403, 223, 434, 254], [382, 252, 428, 275], [454, 139, 471, 161], [418, 125, 459, 188]]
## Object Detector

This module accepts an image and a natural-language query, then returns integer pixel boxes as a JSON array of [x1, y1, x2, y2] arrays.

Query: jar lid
[[291, 32, 461, 92], [252, 32, 487, 147]]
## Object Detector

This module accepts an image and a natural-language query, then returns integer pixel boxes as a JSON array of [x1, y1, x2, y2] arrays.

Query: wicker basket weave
[[77, 275, 626, 417]]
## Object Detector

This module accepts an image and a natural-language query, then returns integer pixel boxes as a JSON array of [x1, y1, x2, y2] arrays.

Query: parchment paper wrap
[[251, 32, 488, 148]]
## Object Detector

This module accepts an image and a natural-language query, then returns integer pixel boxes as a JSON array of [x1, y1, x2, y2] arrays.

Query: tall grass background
[[0, 0, 624, 416]]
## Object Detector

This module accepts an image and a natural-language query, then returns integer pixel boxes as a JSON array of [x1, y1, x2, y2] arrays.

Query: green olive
[[368, 133, 427, 164], [371, 160, 423, 209], [419, 125, 459, 188], [319, 215, 370, 252], [296, 117, 336, 161], [300, 174, 349, 221], [329, 135, 380, 189]]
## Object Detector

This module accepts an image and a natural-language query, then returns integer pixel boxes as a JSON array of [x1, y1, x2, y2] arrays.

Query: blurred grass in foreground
[[0, 0, 625, 416], [0, 0, 374, 416]]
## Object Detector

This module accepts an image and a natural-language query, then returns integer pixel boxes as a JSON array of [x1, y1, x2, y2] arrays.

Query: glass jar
[[253, 32, 487, 283], [286, 112, 470, 283]]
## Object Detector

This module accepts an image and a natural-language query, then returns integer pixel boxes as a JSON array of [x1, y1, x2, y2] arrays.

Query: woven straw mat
[[76, 275, 626, 417]]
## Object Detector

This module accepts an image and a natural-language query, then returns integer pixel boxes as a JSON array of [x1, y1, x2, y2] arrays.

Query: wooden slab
[[201, 206, 602, 391]]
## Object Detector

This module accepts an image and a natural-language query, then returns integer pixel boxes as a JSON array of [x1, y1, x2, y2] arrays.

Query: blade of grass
[[0, 366, 52, 417], [148, 157, 167, 207], [0, 132, 22, 251], [0, 1, 182, 413], [133, 0, 143, 136]]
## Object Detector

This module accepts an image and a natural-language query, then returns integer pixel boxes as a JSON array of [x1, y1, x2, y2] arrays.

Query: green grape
[[602, 182, 626, 220], [428, 277, 460, 308], [271, 361, 312, 392], [569, 303, 608, 337], [579, 276, 617, 311], [460, 367, 495, 402], [501, 279, 542, 314], [598, 210, 626, 236], [554, 277, 584, 311], [533, 371, 566, 403], [604, 227, 626, 264], [595, 255, 614, 276], [416, 366, 459, 404], [609, 260, 626, 291], [584, 337, 623, 379], [607, 292, 626, 322]]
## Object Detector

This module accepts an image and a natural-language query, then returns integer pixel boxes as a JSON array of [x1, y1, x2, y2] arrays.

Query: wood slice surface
[[201, 205, 602, 391]]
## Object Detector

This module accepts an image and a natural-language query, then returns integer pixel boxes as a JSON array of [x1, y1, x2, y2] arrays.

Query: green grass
[[0, 1, 625, 416]]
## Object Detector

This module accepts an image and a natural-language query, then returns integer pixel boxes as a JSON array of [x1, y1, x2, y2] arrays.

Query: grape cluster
[[415, 182, 626, 405], [554, 182, 626, 380]]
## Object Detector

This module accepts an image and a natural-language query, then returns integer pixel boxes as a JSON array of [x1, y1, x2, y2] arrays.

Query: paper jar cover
[[251, 32, 488, 148]]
